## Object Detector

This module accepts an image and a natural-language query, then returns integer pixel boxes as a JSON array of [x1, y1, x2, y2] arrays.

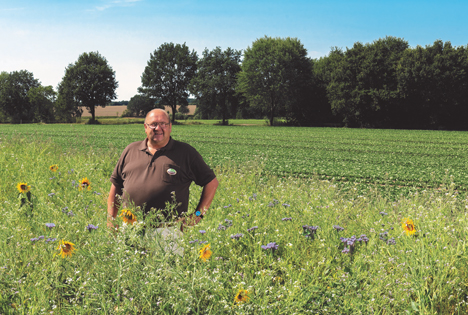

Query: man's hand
[[178, 214, 202, 232]]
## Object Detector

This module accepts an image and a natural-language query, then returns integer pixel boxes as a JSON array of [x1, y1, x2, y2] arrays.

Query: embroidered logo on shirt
[[167, 168, 177, 175]]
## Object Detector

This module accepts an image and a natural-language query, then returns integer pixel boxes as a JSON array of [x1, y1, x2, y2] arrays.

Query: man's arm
[[181, 178, 219, 230], [107, 184, 122, 229], [196, 177, 219, 214]]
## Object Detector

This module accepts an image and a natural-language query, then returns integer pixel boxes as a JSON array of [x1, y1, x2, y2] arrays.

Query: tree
[[28, 85, 56, 123], [237, 36, 312, 126], [0, 70, 40, 123], [327, 36, 409, 127], [126, 94, 160, 117], [58, 52, 118, 123], [397, 40, 468, 129], [139, 42, 198, 123], [190, 47, 242, 124]]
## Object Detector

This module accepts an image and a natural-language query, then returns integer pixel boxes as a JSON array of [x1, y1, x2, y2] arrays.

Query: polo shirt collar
[[139, 137, 174, 153]]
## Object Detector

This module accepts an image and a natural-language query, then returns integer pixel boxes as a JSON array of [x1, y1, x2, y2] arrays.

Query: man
[[107, 108, 219, 231]]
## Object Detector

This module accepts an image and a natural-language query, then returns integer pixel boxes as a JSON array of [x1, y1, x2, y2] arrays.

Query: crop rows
[[2, 124, 468, 195]]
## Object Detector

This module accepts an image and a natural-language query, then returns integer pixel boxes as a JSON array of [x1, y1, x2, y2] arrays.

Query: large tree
[[0, 70, 41, 123], [237, 36, 312, 126], [139, 42, 198, 123], [58, 51, 118, 123], [190, 47, 242, 124], [327, 36, 409, 127]]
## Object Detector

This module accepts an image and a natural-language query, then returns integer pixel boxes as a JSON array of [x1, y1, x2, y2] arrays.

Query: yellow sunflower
[[49, 164, 58, 172], [57, 240, 76, 258], [119, 209, 137, 225], [199, 243, 212, 262], [78, 177, 91, 191], [402, 218, 416, 236], [234, 289, 249, 304], [17, 182, 31, 193]]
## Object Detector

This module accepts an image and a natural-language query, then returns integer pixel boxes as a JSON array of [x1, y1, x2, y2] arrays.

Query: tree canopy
[[58, 51, 118, 123], [237, 36, 313, 126], [139, 42, 198, 123], [190, 47, 242, 124]]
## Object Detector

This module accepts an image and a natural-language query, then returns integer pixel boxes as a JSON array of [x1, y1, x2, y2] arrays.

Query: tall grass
[[1, 136, 468, 314]]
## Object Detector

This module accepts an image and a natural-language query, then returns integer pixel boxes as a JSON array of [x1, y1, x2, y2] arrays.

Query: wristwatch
[[195, 211, 204, 219]]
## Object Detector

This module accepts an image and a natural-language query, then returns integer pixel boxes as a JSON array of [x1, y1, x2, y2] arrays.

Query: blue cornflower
[[45, 223, 55, 229], [230, 233, 244, 240]]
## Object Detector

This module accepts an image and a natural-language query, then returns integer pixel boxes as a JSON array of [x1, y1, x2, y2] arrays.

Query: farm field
[[1, 124, 468, 197], [1, 124, 468, 314]]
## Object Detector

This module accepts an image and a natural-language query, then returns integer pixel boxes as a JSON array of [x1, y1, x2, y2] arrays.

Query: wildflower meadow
[[1, 127, 468, 314]]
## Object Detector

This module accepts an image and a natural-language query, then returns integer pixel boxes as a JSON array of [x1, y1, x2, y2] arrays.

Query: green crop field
[[2, 123, 468, 196], [1, 124, 468, 314]]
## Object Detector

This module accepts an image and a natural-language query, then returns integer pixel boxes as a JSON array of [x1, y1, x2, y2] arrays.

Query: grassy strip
[[1, 137, 468, 314]]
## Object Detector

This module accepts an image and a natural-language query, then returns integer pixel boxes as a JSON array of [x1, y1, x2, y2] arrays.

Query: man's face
[[144, 111, 172, 148]]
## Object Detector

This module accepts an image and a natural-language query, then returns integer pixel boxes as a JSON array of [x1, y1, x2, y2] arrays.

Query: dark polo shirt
[[110, 137, 216, 216]]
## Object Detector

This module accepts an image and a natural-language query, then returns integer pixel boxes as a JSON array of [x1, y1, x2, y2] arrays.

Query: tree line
[[1, 36, 467, 129]]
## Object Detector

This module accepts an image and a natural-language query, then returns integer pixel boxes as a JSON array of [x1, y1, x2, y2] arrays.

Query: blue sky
[[1, 0, 467, 101]]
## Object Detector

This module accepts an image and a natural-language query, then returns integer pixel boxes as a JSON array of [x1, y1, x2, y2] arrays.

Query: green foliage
[[139, 42, 198, 123], [0, 70, 41, 123], [126, 94, 160, 117], [190, 47, 242, 124], [326, 36, 409, 128], [1, 134, 468, 313], [237, 36, 314, 126], [58, 51, 118, 122]]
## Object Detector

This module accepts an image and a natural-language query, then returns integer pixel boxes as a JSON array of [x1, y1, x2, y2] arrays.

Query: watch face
[[196, 211, 201, 216]]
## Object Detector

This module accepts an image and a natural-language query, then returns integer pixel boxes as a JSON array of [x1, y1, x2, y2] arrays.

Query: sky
[[1, 0, 467, 101]]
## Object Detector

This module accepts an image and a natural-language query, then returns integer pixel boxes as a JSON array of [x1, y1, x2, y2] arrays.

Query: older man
[[107, 108, 218, 230]]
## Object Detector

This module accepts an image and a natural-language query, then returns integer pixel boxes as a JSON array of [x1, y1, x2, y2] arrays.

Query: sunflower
[[17, 182, 31, 193], [199, 243, 212, 262], [402, 218, 416, 236], [234, 289, 249, 304], [57, 240, 76, 258], [119, 209, 137, 225], [78, 177, 91, 191], [49, 164, 58, 172]]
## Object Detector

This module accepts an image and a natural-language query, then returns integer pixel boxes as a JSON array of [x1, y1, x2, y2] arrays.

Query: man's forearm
[[196, 178, 219, 214]]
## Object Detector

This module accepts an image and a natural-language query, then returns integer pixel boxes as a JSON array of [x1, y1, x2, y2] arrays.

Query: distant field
[[2, 124, 468, 197], [80, 105, 197, 117]]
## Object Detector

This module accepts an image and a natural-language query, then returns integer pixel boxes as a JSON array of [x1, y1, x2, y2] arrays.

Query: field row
[[2, 124, 468, 194]]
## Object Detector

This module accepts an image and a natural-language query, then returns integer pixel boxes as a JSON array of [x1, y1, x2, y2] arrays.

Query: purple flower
[[387, 237, 396, 245], [38, 235, 45, 240], [67, 211, 74, 217], [379, 211, 388, 216], [199, 230, 206, 234], [46, 238, 56, 243], [224, 219, 233, 227], [45, 223, 55, 229], [247, 226, 258, 232], [62, 207, 69, 213], [223, 204, 232, 208], [48, 193, 55, 197], [342, 248, 350, 254], [189, 239, 199, 244], [333, 225, 345, 231], [30, 237, 39, 242], [230, 233, 244, 240], [302, 225, 319, 239], [217, 224, 226, 231], [282, 217, 292, 221], [86, 224, 98, 231], [261, 242, 279, 252], [282, 203, 290, 207]]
